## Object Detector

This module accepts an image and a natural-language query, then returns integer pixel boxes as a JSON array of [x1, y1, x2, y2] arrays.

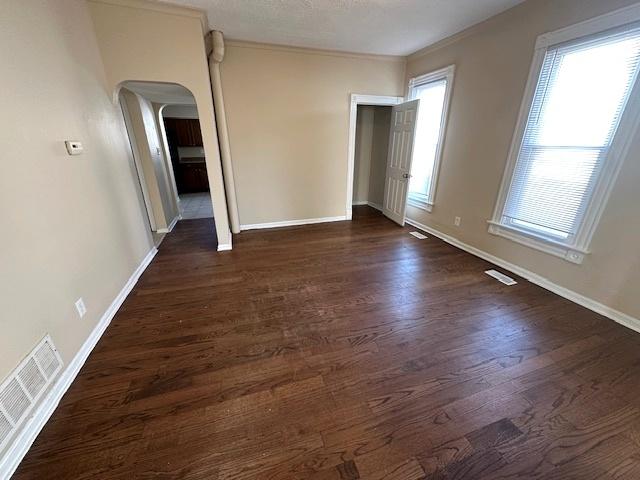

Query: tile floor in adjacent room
[[179, 192, 213, 220]]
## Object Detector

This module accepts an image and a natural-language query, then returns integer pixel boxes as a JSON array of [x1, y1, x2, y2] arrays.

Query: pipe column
[[207, 30, 240, 234]]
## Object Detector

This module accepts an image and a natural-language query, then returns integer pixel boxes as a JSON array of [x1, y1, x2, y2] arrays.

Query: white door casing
[[119, 95, 158, 232], [346, 94, 403, 219], [382, 99, 419, 225]]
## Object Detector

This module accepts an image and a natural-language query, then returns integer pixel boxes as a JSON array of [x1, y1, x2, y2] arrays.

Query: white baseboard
[[217, 230, 233, 252], [0, 247, 158, 479], [405, 217, 640, 334], [351, 201, 382, 211], [156, 215, 180, 234], [167, 215, 180, 232], [240, 215, 347, 231]]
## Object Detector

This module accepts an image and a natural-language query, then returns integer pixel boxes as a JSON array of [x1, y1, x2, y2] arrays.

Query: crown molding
[[224, 39, 407, 63]]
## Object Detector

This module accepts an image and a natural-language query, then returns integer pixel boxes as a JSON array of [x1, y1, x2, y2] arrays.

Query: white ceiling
[[158, 0, 525, 56], [122, 81, 196, 104]]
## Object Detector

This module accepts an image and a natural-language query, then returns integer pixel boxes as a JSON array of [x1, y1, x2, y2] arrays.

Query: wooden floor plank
[[13, 207, 640, 479]]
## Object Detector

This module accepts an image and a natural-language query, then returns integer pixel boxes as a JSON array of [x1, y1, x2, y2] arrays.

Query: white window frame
[[406, 65, 455, 213], [489, 4, 640, 264]]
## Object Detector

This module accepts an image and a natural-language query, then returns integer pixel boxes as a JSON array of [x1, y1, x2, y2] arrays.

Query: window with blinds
[[493, 21, 640, 260]]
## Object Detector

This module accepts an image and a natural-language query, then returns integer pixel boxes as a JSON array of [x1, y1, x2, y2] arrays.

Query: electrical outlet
[[454, 216, 461, 227], [75, 298, 87, 318]]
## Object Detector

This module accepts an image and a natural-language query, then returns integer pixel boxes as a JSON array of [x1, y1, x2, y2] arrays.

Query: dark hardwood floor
[[14, 206, 640, 479]]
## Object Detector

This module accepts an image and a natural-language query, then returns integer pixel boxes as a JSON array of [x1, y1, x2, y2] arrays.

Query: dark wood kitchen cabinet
[[163, 117, 208, 193], [174, 119, 203, 147], [180, 163, 209, 192]]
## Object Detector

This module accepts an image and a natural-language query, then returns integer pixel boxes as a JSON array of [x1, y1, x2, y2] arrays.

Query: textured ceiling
[[156, 0, 525, 56]]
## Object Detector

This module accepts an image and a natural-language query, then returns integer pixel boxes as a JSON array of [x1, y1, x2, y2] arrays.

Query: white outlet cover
[[454, 217, 461, 226], [74, 298, 87, 318]]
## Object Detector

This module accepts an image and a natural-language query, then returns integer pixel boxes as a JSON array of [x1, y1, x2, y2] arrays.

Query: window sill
[[407, 196, 433, 212], [487, 221, 588, 264]]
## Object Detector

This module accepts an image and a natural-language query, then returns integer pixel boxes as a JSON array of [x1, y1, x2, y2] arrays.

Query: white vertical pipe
[[207, 30, 240, 234]]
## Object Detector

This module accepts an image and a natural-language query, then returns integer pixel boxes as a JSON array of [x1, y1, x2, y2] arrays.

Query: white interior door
[[382, 99, 419, 225]]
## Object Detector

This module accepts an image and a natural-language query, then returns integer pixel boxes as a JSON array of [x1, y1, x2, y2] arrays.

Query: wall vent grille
[[0, 410, 12, 447], [485, 269, 518, 286], [0, 335, 62, 453], [0, 380, 30, 424], [409, 231, 428, 240]]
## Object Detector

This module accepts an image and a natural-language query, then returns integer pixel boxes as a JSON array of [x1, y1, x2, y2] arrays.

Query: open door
[[382, 99, 419, 225]]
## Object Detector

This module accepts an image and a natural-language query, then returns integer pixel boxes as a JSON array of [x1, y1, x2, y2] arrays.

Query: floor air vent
[[0, 335, 62, 452], [485, 269, 517, 286]]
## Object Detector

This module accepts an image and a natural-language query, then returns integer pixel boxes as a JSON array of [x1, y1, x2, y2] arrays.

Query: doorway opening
[[117, 81, 216, 247], [351, 105, 393, 213], [161, 106, 213, 220], [348, 94, 425, 227], [346, 95, 402, 220]]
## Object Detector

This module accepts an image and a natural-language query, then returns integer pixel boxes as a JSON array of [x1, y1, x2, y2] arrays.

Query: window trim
[[406, 64, 455, 212], [407, 192, 433, 212], [489, 4, 640, 264]]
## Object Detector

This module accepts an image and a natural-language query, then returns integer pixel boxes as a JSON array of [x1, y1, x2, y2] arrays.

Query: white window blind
[[500, 25, 640, 243]]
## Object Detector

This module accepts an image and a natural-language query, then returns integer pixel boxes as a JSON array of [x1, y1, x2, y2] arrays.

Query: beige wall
[[353, 106, 374, 203], [220, 42, 405, 225], [87, 0, 230, 246], [0, 0, 154, 379], [4, 0, 637, 389], [405, 0, 640, 319], [352, 105, 392, 206], [121, 90, 177, 229], [368, 107, 392, 207]]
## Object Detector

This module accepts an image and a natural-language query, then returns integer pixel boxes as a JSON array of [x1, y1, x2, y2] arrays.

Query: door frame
[[156, 105, 183, 218], [119, 95, 158, 232], [346, 94, 403, 220]]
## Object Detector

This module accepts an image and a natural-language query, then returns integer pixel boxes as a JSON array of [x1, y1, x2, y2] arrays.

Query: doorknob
[[402, 173, 412, 179]]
